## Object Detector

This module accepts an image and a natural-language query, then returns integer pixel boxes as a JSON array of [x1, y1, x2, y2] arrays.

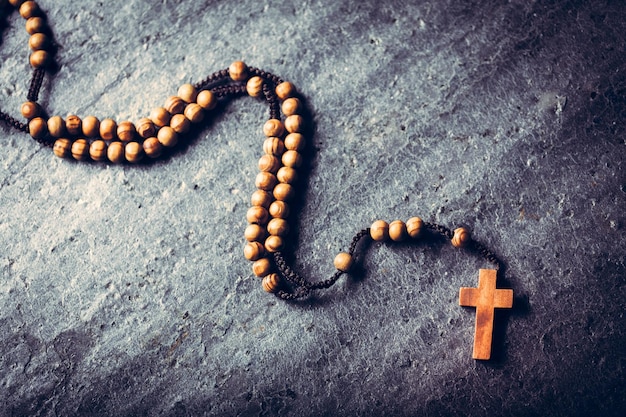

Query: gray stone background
[[0, 0, 624, 416]]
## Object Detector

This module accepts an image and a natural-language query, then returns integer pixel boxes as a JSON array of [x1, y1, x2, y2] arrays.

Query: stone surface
[[0, 0, 625, 416]]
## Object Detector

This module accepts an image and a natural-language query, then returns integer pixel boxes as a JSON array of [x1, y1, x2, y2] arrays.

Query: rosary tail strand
[[27, 68, 46, 102]]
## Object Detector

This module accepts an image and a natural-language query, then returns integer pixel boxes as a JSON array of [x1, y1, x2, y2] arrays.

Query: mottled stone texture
[[0, 0, 625, 416]]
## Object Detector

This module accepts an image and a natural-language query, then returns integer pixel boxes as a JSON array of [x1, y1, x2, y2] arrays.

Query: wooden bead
[[65, 115, 82, 136], [164, 96, 185, 115], [170, 114, 190, 134], [143, 137, 163, 158], [150, 107, 171, 127], [157, 126, 178, 147], [28, 117, 47, 139], [370, 220, 390, 241], [107, 141, 125, 164], [244, 224, 265, 242], [20, 101, 40, 119], [264, 235, 284, 253], [284, 133, 305, 151], [82, 116, 100, 138], [99, 118, 117, 140], [29, 50, 49, 68], [184, 103, 204, 123], [246, 76, 264, 98], [406, 217, 424, 238], [244, 242, 265, 261], [267, 218, 289, 237], [196, 90, 216, 110], [47, 116, 65, 137], [281, 97, 301, 116], [255, 172, 277, 191], [25, 17, 46, 35], [263, 119, 285, 137], [258, 154, 281, 173], [389, 220, 407, 242], [284, 115, 304, 133], [251, 190, 273, 208], [71, 139, 89, 161], [246, 206, 269, 225], [53, 138, 72, 158], [229, 61, 248, 82], [125, 141, 144, 163], [282, 150, 302, 168], [89, 140, 107, 161], [28, 33, 48, 50], [269, 201, 289, 219], [177, 83, 197, 103], [275, 81, 296, 100], [9, 0, 26, 7], [276, 166, 298, 184], [19, 1, 40, 19], [116, 121, 136, 142], [334, 252, 353, 273], [452, 227, 471, 248], [262, 273, 281, 293], [252, 257, 272, 277], [263, 137, 285, 156], [273, 183, 294, 201], [136, 118, 156, 139]]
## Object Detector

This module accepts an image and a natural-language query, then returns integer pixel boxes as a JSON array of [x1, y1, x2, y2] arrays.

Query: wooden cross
[[459, 269, 513, 360]]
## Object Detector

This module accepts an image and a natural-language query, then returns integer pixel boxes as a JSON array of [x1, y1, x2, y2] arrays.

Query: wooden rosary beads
[[0, 0, 515, 360]]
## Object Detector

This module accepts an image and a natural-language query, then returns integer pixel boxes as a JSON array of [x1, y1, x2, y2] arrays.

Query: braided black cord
[[210, 84, 247, 98], [194, 69, 230, 91], [262, 82, 281, 120], [248, 66, 284, 86], [424, 222, 454, 239], [27, 68, 46, 102], [0, 111, 29, 132]]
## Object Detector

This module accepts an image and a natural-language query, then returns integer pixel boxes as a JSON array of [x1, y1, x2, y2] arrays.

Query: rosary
[[1, 0, 514, 360]]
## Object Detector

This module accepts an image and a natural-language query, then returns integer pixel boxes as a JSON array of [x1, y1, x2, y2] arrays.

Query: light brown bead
[[251, 190, 273, 208], [143, 137, 163, 158], [107, 141, 125, 164], [284, 115, 304, 133], [281, 97, 301, 117], [263, 137, 285, 156], [284, 133, 305, 151], [452, 227, 471, 248], [53, 138, 72, 158], [164, 96, 185, 115], [258, 154, 281, 173], [29, 50, 49, 68], [334, 252, 353, 273], [275, 81, 296, 100], [25, 17, 46, 35], [276, 166, 298, 184], [65, 115, 82, 136], [71, 139, 89, 161], [282, 150, 302, 168], [264, 235, 284, 253], [89, 140, 107, 161], [157, 126, 178, 147], [255, 172, 277, 191], [99, 118, 117, 140], [177, 83, 198, 103], [267, 218, 289, 237], [196, 90, 216, 110], [170, 114, 190, 134], [244, 224, 265, 242], [229, 61, 248, 82], [262, 273, 281, 293], [244, 242, 265, 261], [252, 257, 272, 277], [406, 217, 424, 238], [263, 119, 285, 137], [19, 1, 39, 19], [136, 118, 156, 139], [246, 76, 264, 98], [20, 101, 40, 119], [184, 103, 204, 124], [389, 220, 407, 242], [370, 220, 390, 241], [47, 116, 65, 137], [9, 0, 26, 7], [125, 141, 144, 163], [273, 183, 294, 201], [116, 121, 136, 142], [28, 117, 47, 139], [150, 107, 171, 127], [81, 116, 100, 138], [269, 201, 289, 219], [28, 33, 48, 50], [246, 206, 269, 225]]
